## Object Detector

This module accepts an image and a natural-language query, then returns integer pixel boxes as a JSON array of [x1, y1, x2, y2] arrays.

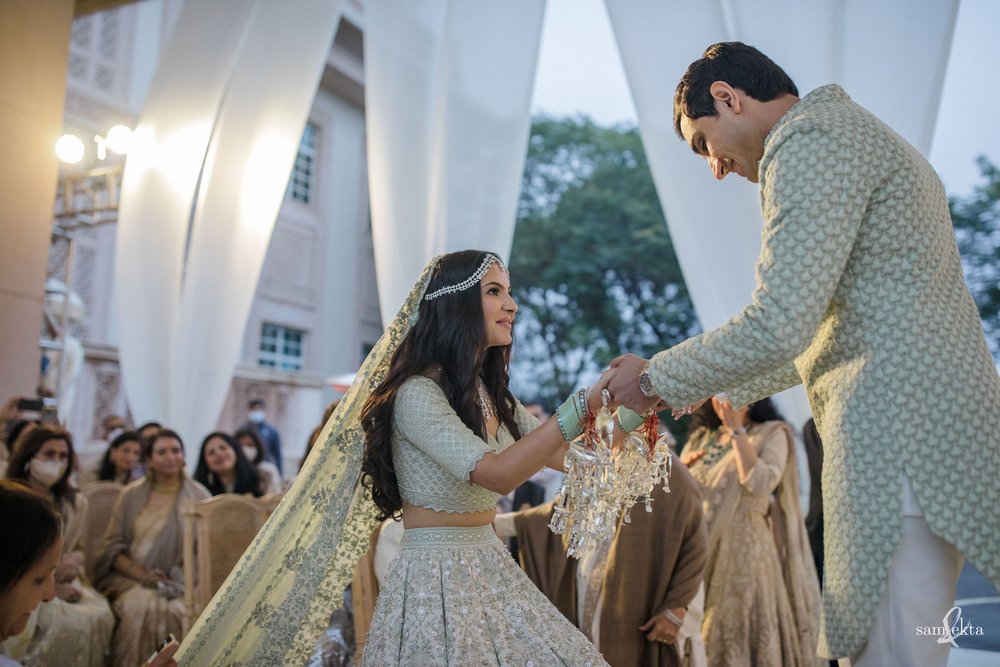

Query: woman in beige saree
[[682, 397, 822, 667], [95, 429, 209, 667]]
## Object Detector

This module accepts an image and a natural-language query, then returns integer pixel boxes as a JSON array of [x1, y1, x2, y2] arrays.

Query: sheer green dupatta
[[176, 258, 440, 666]]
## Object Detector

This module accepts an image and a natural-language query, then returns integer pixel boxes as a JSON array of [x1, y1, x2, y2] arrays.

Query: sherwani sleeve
[[647, 120, 873, 406], [727, 362, 802, 410]]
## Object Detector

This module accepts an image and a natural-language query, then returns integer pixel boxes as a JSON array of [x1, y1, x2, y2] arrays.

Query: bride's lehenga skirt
[[361, 525, 608, 666]]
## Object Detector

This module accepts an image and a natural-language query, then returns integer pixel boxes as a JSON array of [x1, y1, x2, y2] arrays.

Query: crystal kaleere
[[548, 393, 673, 557]]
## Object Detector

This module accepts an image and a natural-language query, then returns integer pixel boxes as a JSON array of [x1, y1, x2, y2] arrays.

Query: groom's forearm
[[725, 362, 802, 409]]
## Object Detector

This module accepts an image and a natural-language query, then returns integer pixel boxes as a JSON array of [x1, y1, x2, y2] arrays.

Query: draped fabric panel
[[604, 0, 958, 425], [115, 0, 342, 447], [115, 0, 258, 430], [365, 0, 546, 325], [169, 0, 342, 449]]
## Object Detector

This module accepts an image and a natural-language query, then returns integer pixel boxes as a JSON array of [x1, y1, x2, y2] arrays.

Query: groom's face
[[679, 99, 763, 184]]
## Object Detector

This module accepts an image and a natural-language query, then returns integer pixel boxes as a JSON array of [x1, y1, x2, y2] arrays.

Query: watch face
[[639, 371, 656, 397]]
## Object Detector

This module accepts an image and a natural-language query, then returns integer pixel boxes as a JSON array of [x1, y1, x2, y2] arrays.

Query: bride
[[177, 250, 616, 666]]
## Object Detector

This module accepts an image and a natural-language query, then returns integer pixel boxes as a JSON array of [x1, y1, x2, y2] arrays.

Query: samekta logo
[[915, 606, 985, 647]]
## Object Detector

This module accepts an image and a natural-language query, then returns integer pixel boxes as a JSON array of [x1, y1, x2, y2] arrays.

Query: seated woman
[[94, 429, 209, 667], [0, 480, 179, 667], [233, 427, 281, 495], [680, 397, 820, 667], [193, 431, 261, 496], [95, 431, 143, 485], [3, 427, 114, 666]]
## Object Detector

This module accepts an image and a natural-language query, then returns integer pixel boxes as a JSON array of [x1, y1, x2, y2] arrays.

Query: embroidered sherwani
[[646, 85, 1000, 658]]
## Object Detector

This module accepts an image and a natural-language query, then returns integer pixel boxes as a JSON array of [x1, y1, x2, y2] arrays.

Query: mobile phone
[[16, 397, 44, 413], [156, 634, 174, 652], [147, 633, 176, 661]]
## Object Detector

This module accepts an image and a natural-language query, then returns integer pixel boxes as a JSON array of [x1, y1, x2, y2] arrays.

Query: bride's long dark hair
[[361, 250, 522, 521]]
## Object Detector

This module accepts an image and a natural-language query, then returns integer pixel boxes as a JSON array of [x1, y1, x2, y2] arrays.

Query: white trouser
[[840, 474, 964, 667]]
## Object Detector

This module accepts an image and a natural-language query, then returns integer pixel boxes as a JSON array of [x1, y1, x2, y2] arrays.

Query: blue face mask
[[248, 410, 266, 424]]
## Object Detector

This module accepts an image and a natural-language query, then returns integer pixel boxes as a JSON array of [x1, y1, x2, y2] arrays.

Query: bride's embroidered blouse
[[392, 376, 539, 513]]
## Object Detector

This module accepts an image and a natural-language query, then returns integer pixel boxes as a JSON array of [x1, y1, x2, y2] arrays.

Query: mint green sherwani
[[647, 85, 1000, 658]]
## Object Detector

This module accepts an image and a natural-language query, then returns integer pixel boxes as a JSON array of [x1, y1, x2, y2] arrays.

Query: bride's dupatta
[[176, 259, 440, 666]]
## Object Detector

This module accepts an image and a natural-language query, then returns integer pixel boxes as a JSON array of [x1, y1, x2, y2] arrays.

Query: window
[[287, 122, 318, 204], [259, 323, 305, 371]]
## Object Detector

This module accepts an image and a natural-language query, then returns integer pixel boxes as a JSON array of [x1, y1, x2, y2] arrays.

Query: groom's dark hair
[[673, 41, 798, 138]]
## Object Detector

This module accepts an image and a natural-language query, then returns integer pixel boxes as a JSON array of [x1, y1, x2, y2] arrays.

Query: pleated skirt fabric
[[361, 525, 607, 667]]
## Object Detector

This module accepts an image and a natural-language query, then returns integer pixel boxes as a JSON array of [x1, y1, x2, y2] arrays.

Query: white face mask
[[242, 446, 257, 462], [29, 458, 67, 488], [248, 410, 266, 424], [106, 427, 124, 442]]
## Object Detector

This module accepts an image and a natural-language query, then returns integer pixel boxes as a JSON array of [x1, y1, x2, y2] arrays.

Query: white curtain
[[115, 0, 342, 448], [116, 0, 258, 434], [604, 0, 959, 426], [365, 0, 547, 325]]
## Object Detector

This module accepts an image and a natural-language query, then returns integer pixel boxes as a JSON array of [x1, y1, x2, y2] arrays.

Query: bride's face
[[480, 262, 517, 348]]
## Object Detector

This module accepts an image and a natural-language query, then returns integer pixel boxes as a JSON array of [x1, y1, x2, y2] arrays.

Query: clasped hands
[[588, 353, 705, 418]]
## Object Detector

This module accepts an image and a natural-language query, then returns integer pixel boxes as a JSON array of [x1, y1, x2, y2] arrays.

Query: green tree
[[950, 157, 1000, 360], [509, 116, 699, 409]]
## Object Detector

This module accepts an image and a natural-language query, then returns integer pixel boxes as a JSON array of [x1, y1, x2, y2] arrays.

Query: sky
[[531, 0, 1000, 197]]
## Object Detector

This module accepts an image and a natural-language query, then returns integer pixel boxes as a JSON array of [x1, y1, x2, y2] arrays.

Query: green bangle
[[616, 407, 645, 432], [556, 392, 585, 441]]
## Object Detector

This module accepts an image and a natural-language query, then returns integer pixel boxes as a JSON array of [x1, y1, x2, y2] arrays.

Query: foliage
[[509, 116, 700, 409], [949, 157, 1000, 360]]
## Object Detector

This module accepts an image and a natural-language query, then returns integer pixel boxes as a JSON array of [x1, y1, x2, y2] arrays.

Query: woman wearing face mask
[[95, 431, 144, 485], [234, 427, 282, 495], [193, 432, 262, 497], [4, 427, 115, 666], [93, 429, 209, 667]]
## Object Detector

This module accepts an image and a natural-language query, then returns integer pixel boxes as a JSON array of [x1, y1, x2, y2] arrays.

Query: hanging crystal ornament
[[549, 390, 674, 558]]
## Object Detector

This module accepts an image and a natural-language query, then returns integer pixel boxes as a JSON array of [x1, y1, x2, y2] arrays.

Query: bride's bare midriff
[[401, 502, 497, 529]]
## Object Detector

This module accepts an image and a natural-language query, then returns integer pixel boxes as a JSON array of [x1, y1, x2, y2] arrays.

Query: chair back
[[80, 481, 123, 582], [182, 493, 282, 625]]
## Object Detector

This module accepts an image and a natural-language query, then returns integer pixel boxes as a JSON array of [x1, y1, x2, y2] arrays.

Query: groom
[[608, 41, 1000, 666]]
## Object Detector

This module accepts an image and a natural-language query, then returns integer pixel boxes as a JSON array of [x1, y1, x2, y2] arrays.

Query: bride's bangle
[[616, 407, 646, 432], [556, 391, 586, 441]]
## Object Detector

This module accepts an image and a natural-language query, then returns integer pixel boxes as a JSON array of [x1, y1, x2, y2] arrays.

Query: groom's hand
[[608, 354, 662, 414]]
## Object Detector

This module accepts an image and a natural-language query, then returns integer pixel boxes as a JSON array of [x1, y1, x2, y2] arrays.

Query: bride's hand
[[585, 368, 618, 413]]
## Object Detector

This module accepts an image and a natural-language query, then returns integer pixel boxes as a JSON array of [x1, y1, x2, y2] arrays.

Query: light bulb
[[105, 124, 133, 155], [56, 134, 85, 163]]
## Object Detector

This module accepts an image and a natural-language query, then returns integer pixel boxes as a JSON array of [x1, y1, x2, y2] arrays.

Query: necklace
[[152, 479, 181, 494], [700, 429, 732, 468], [477, 381, 497, 423]]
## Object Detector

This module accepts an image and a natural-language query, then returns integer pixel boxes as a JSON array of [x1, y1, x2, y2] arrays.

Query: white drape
[[365, 0, 546, 325], [604, 0, 959, 425], [116, 0, 257, 432], [115, 0, 342, 447]]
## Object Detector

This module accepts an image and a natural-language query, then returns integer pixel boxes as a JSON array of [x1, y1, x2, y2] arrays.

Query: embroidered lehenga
[[685, 421, 822, 667], [361, 377, 606, 665], [175, 257, 607, 666]]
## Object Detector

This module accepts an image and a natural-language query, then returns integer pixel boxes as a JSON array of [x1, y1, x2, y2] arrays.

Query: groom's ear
[[709, 81, 742, 114]]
